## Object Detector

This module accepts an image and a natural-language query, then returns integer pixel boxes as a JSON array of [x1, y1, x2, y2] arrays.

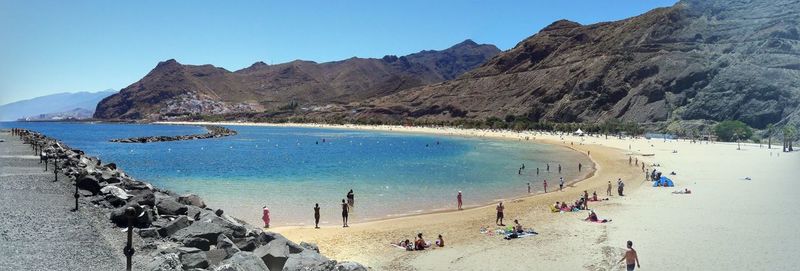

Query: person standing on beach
[[607, 181, 612, 196], [558, 164, 562, 174], [543, 180, 548, 193], [346, 189, 355, 208], [617, 240, 640, 270], [341, 199, 349, 227], [457, 191, 463, 210], [314, 203, 321, 229], [262, 206, 270, 228], [617, 178, 625, 196], [496, 202, 505, 226], [629, 156, 632, 165], [559, 177, 564, 191], [583, 190, 589, 209]]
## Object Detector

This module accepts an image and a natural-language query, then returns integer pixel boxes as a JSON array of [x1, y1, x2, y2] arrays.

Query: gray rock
[[99, 185, 131, 200], [173, 212, 247, 243], [158, 216, 191, 237], [179, 247, 209, 269], [333, 261, 368, 271], [234, 237, 258, 252], [213, 252, 270, 271], [182, 237, 212, 251], [282, 250, 335, 271], [110, 204, 154, 228], [129, 189, 155, 207], [256, 232, 303, 253], [218, 235, 242, 256], [145, 252, 182, 271], [156, 197, 188, 216], [205, 248, 228, 266], [76, 175, 102, 194], [137, 227, 160, 238], [299, 242, 319, 253], [252, 240, 291, 271], [178, 194, 207, 208]]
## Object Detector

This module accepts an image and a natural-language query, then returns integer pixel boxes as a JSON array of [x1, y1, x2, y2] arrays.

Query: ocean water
[[1, 122, 591, 226]]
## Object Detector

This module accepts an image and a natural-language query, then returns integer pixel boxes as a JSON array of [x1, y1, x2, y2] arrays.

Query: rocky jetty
[[12, 128, 366, 271], [110, 125, 237, 143]]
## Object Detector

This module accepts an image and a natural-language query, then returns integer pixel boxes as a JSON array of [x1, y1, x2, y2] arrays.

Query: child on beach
[[262, 206, 270, 228], [435, 235, 445, 247]]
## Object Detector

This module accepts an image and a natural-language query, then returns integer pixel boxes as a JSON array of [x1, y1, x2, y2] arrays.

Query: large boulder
[[213, 252, 270, 271], [257, 232, 304, 254], [110, 204, 155, 228], [99, 185, 131, 200], [299, 242, 319, 253], [178, 247, 209, 269], [156, 197, 188, 216], [234, 237, 258, 252], [157, 216, 192, 237], [217, 235, 242, 258], [129, 189, 155, 207], [145, 252, 181, 271], [333, 262, 368, 271], [282, 250, 336, 271], [137, 227, 160, 238], [76, 175, 102, 194], [252, 240, 292, 271], [178, 194, 207, 208], [182, 237, 212, 251], [172, 213, 247, 243]]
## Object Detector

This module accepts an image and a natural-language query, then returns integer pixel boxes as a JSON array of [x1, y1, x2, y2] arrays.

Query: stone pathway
[[0, 131, 125, 270]]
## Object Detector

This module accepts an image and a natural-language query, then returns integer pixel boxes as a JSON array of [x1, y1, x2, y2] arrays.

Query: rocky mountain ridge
[[94, 40, 500, 120]]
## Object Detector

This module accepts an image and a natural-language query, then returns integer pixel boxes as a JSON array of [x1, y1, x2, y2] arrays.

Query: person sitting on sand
[[513, 219, 524, 233], [592, 191, 598, 201], [435, 235, 445, 247], [415, 233, 430, 250], [560, 202, 569, 211], [586, 210, 610, 223], [552, 202, 560, 213]]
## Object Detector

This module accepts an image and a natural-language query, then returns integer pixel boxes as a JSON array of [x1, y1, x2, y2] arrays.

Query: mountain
[[94, 40, 501, 120], [341, 0, 800, 130], [18, 108, 95, 121], [0, 90, 116, 121]]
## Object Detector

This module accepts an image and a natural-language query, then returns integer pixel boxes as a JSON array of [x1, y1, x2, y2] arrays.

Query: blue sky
[[0, 0, 676, 104]]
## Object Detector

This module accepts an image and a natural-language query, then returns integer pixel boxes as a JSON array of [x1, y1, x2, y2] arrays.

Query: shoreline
[[156, 121, 601, 228]]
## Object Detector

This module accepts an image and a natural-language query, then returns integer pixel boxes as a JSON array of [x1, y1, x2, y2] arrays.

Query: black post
[[73, 178, 79, 211], [44, 156, 48, 172], [53, 157, 58, 182], [124, 207, 136, 271]]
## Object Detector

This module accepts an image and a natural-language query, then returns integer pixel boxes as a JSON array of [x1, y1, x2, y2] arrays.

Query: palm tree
[[783, 126, 796, 152]]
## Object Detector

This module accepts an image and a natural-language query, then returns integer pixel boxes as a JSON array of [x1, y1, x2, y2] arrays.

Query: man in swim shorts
[[618, 240, 640, 270]]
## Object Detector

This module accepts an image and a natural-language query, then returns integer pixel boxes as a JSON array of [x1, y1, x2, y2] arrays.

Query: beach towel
[[504, 230, 538, 240]]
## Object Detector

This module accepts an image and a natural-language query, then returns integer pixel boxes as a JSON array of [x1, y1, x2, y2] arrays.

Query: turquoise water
[[1, 122, 591, 226]]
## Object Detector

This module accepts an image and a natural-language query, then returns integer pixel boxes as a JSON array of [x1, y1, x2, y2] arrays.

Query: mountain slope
[[347, 0, 800, 130], [94, 40, 500, 120], [0, 90, 116, 121]]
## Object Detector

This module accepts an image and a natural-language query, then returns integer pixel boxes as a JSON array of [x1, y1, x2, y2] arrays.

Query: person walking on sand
[[618, 240, 640, 270], [341, 199, 349, 227], [607, 181, 612, 196], [559, 177, 564, 191], [457, 191, 463, 210], [543, 180, 548, 193], [346, 189, 354, 208], [314, 203, 321, 229], [496, 202, 505, 226], [262, 206, 270, 228]]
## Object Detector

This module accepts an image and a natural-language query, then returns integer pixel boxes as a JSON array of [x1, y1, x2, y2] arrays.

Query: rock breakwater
[[110, 125, 237, 143]]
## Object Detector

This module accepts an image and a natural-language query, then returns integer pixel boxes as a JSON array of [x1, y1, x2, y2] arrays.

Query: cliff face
[[94, 41, 500, 120], [350, 0, 800, 129]]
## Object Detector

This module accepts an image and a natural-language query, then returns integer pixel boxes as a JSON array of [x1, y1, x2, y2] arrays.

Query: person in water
[[314, 203, 321, 229], [262, 206, 270, 228], [457, 191, 463, 210], [496, 202, 505, 226], [543, 180, 547, 193], [346, 189, 355, 207], [559, 177, 564, 191], [618, 240, 640, 270], [341, 199, 349, 227], [558, 164, 562, 173], [527, 182, 531, 194]]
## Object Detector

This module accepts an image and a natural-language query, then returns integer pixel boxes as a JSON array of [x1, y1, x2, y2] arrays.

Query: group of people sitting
[[396, 233, 444, 251], [551, 191, 607, 213]]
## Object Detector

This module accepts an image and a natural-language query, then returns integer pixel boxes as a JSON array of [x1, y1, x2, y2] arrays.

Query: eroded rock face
[[336, 0, 800, 130]]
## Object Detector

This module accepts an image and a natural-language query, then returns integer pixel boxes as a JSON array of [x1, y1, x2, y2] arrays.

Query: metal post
[[124, 207, 136, 271], [44, 156, 48, 172], [53, 158, 58, 182], [73, 178, 79, 211]]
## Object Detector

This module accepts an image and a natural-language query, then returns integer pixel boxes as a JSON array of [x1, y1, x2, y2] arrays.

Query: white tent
[[573, 129, 585, 136]]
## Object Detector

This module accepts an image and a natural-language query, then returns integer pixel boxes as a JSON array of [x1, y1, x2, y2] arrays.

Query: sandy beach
[[158, 121, 799, 270]]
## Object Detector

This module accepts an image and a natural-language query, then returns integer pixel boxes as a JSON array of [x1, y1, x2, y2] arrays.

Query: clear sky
[[0, 0, 677, 104]]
